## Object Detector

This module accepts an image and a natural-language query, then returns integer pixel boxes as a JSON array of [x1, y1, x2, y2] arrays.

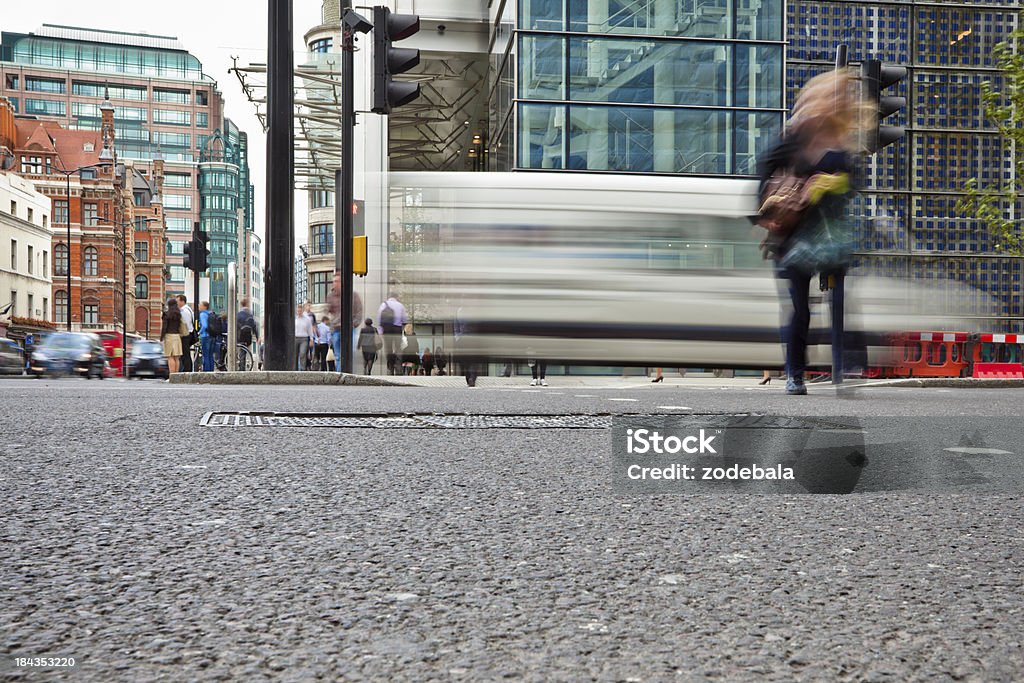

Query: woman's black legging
[[363, 351, 376, 375]]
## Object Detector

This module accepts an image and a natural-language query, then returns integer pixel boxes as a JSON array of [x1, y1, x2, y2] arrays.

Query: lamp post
[[97, 216, 158, 378], [53, 162, 113, 331]]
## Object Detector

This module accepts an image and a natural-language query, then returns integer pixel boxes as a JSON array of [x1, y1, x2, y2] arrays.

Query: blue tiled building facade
[[789, 0, 1022, 331]]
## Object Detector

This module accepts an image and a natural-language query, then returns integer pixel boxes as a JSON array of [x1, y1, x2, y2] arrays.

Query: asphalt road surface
[[2, 377, 1022, 681]]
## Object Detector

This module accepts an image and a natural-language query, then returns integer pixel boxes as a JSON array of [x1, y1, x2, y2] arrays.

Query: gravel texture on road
[[1, 379, 1022, 681]]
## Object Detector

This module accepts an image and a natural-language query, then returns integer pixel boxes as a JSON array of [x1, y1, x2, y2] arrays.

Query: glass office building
[[490, 0, 786, 175], [788, 0, 1023, 331]]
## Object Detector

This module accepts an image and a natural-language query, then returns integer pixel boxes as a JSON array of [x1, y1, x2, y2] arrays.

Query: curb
[[169, 371, 415, 387]]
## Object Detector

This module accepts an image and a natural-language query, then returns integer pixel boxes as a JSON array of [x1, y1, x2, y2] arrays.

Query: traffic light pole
[[265, 0, 295, 371], [192, 222, 200, 322], [336, 5, 357, 374]]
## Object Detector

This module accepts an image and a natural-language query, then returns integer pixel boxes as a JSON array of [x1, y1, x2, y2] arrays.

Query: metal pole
[[192, 222, 200, 329], [66, 172, 71, 331], [264, 0, 295, 370], [123, 221, 128, 379], [835, 44, 848, 69], [338, 10, 355, 374], [227, 262, 237, 371]]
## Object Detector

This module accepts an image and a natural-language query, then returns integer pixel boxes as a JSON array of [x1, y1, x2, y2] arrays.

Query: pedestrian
[[198, 301, 215, 372], [176, 294, 195, 372], [357, 317, 379, 375], [401, 323, 419, 375], [326, 345, 336, 372], [303, 302, 316, 370], [377, 292, 407, 375], [316, 316, 332, 371], [455, 307, 476, 387], [294, 304, 316, 371], [161, 298, 183, 377], [421, 347, 434, 376], [434, 346, 447, 376], [758, 68, 862, 395], [327, 272, 363, 373], [236, 297, 259, 357], [529, 359, 547, 387], [217, 313, 228, 370]]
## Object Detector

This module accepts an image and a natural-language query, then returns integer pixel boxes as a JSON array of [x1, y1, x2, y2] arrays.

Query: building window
[[55, 244, 69, 276], [83, 203, 98, 227], [153, 131, 190, 147], [79, 168, 97, 180], [27, 207, 34, 224], [20, 156, 43, 174], [54, 200, 68, 226], [164, 194, 192, 210], [83, 246, 99, 276], [310, 271, 330, 304], [135, 240, 149, 262], [5, 74, 17, 90], [311, 224, 334, 255], [9, 291, 16, 316], [25, 99, 66, 116], [25, 77, 66, 93], [153, 89, 190, 104], [10, 239, 16, 270], [164, 173, 192, 188], [27, 245, 33, 274], [154, 109, 191, 126], [168, 265, 187, 282], [28, 294, 34, 318], [10, 200, 16, 216], [196, 90, 209, 106], [134, 217, 150, 233], [55, 291, 68, 323], [165, 216, 191, 232], [135, 275, 149, 300], [196, 112, 209, 128], [309, 190, 334, 208], [42, 250, 49, 277], [84, 304, 99, 325], [310, 38, 333, 53], [42, 297, 48, 321]]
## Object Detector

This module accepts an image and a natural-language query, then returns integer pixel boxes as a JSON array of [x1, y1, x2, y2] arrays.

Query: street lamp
[[53, 162, 113, 331], [97, 216, 158, 378]]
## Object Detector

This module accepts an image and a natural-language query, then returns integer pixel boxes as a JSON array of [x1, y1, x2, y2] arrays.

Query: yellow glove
[[806, 173, 850, 204]]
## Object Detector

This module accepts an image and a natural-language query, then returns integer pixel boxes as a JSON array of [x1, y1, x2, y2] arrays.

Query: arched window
[[55, 243, 69, 276], [55, 290, 68, 323], [135, 274, 149, 300], [83, 246, 99, 276]]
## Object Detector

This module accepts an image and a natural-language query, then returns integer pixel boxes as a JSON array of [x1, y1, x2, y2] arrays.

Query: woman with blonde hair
[[401, 322, 420, 375], [758, 68, 870, 395]]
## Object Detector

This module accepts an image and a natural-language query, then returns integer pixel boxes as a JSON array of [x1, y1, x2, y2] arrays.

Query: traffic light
[[182, 231, 210, 273], [372, 7, 421, 115], [861, 59, 907, 153]]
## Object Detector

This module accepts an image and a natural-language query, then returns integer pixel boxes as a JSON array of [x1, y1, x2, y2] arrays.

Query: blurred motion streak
[[388, 172, 989, 370]]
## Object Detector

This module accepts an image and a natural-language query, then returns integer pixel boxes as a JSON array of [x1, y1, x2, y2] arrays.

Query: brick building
[[0, 94, 166, 334]]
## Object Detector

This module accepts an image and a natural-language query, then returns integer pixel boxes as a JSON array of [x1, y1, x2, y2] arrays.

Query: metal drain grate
[[200, 412, 614, 429]]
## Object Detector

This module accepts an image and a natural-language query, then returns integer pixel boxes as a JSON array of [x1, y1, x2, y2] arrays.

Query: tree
[[957, 22, 1024, 254]]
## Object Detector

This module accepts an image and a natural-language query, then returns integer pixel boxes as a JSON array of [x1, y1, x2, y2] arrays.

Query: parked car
[[126, 340, 169, 379], [0, 338, 24, 375], [29, 332, 107, 379]]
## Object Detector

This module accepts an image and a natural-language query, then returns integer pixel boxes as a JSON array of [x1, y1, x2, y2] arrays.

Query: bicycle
[[191, 337, 255, 372]]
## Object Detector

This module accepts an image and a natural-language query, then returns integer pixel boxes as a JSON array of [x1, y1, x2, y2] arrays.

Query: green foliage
[[956, 23, 1024, 254]]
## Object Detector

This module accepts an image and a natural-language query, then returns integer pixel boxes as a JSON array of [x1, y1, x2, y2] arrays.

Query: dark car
[[0, 338, 24, 375], [29, 332, 107, 379], [127, 340, 169, 379]]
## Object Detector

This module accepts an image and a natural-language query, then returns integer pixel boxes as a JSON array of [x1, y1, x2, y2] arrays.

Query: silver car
[[0, 338, 24, 375]]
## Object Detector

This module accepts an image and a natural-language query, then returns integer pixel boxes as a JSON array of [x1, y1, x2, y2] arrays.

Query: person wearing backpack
[[377, 293, 406, 375], [198, 301, 216, 372]]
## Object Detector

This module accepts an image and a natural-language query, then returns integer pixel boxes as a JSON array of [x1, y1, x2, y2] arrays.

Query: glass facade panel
[[520, 35, 565, 99], [735, 111, 782, 175], [164, 173, 192, 188], [165, 216, 192, 231], [25, 76, 65, 93], [519, 103, 565, 169], [569, 37, 730, 106], [153, 89, 191, 104], [735, 44, 783, 108], [520, 0, 564, 30], [311, 224, 334, 255], [164, 194, 192, 210], [154, 109, 191, 126], [25, 99, 65, 116], [569, 0, 738, 39]]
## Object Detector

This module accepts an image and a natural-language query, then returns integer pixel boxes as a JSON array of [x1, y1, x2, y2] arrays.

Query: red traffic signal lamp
[[372, 7, 421, 115]]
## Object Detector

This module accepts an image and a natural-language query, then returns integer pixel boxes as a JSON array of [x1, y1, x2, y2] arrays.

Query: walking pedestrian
[[357, 318, 379, 375], [198, 301, 215, 372], [421, 347, 434, 376], [377, 292, 407, 375], [303, 302, 316, 370], [294, 305, 316, 371], [316, 317, 332, 371], [161, 298, 183, 377], [176, 294, 195, 372], [401, 323, 419, 375], [434, 346, 447, 376], [236, 297, 259, 362], [529, 359, 547, 387], [758, 68, 862, 395]]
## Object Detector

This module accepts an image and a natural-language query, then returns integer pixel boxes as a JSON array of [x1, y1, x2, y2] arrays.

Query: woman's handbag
[[779, 211, 854, 275], [756, 168, 814, 237]]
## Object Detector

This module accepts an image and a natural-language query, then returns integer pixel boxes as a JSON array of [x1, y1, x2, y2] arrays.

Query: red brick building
[[0, 94, 166, 334]]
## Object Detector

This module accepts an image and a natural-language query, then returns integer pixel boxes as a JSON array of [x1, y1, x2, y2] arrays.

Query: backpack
[[380, 302, 396, 328], [206, 310, 223, 337], [756, 168, 813, 237]]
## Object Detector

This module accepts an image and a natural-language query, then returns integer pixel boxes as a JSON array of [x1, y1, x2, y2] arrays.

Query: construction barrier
[[971, 333, 1024, 366], [890, 331, 971, 378], [972, 362, 1024, 379]]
